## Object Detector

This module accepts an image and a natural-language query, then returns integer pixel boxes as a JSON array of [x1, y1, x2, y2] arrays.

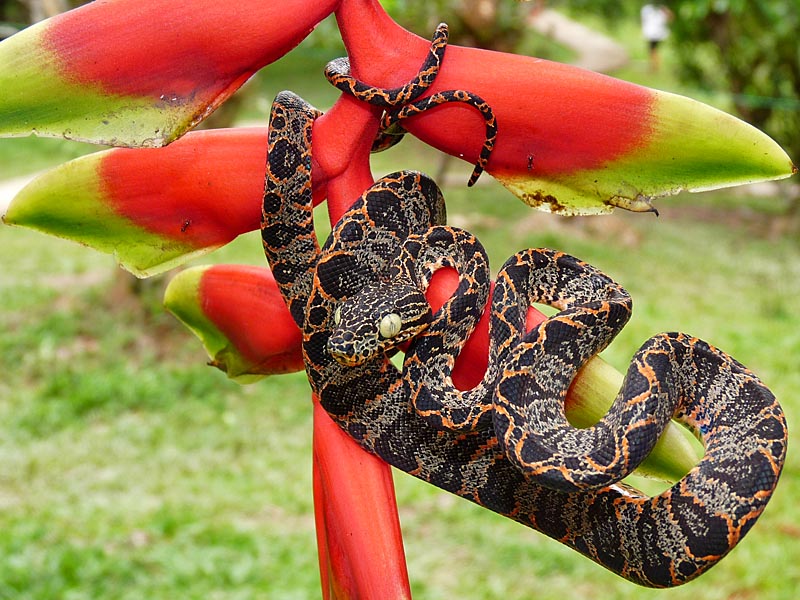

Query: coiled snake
[[261, 25, 787, 588]]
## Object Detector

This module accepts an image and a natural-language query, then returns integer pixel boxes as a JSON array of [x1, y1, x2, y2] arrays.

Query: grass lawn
[[1, 13, 799, 600]]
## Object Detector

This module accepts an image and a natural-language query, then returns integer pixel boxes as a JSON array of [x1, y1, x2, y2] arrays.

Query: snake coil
[[261, 24, 787, 588]]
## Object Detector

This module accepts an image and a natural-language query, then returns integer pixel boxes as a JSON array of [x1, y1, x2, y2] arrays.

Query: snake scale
[[261, 25, 787, 588], [325, 22, 496, 187]]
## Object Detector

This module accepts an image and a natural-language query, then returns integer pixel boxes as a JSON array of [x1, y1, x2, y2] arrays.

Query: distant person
[[641, 3, 673, 72]]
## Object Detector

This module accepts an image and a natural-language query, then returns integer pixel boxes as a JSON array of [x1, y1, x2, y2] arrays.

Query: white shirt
[[641, 4, 670, 42]]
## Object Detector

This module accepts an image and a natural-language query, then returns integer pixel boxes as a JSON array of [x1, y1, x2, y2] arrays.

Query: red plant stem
[[314, 95, 381, 219], [313, 398, 411, 599], [311, 91, 412, 599]]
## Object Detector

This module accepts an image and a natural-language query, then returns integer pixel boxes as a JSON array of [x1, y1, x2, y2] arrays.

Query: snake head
[[327, 278, 431, 367]]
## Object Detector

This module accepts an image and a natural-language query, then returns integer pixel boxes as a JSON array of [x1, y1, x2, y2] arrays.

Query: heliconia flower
[[164, 264, 304, 382], [0, 0, 338, 146], [1, 97, 379, 276], [3, 128, 269, 276], [0, 0, 791, 595], [336, 0, 796, 214]]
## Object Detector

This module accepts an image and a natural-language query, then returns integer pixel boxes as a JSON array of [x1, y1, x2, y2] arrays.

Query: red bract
[[4, 128, 273, 276], [338, 0, 649, 176], [102, 128, 267, 245], [164, 264, 304, 380], [195, 265, 304, 375], [47, 0, 338, 99]]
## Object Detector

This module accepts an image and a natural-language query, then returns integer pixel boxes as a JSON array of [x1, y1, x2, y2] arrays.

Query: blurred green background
[[1, 1, 798, 598]]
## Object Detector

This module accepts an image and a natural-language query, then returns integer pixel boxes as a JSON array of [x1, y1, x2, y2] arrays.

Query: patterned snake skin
[[260, 27, 788, 588], [325, 23, 496, 186]]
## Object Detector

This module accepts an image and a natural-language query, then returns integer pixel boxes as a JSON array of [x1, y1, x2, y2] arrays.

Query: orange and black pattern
[[325, 22, 449, 107], [261, 28, 787, 589], [325, 23, 497, 187], [261, 91, 321, 327]]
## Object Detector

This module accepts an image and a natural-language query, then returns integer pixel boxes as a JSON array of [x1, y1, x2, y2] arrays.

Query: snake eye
[[379, 313, 402, 339], [333, 306, 341, 326]]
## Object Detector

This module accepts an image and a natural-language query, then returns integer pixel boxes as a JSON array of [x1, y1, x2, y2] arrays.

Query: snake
[[261, 27, 788, 588]]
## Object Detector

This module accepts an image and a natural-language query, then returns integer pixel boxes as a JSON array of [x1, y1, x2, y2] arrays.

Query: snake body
[[325, 23, 449, 107], [261, 28, 787, 588], [325, 23, 496, 186]]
